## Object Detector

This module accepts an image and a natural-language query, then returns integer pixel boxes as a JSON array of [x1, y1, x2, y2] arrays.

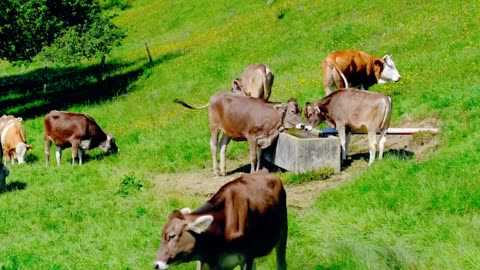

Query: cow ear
[[273, 103, 287, 111], [188, 215, 214, 234], [374, 59, 384, 80], [231, 79, 241, 91], [180, 207, 192, 214]]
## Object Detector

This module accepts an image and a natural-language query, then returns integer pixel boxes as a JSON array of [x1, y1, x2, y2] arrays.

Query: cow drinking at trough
[[305, 88, 392, 165], [154, 169, 287, 270], [231, 63, 274, 101], [174, 91, 304, 176], [44, 110, 119, 165], [322, 50, 401, 95], [0, 115, 32, 164]]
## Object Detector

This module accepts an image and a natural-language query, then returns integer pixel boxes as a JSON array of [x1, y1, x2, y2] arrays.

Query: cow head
[[377, 55, 401, 84], [99, 134, 119, 154], [154, 209, 214, 270], [274, 98, 305, 130], [15, 142, 33, 164], [0, 164, 9, 188], [304, 102, 324, 130]]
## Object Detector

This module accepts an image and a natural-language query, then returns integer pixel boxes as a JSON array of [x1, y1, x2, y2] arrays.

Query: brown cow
[[231, 63, 274, 100], [305, 88, 392, 165], [174, 91, 304, 176], [44, 110, 119, 165], [322, 50, 401, 95], [0, 116, 33, 164], [154, 169, 287, 270]]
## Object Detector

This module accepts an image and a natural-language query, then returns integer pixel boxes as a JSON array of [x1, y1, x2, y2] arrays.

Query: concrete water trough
[[263, 128, 341, 173]]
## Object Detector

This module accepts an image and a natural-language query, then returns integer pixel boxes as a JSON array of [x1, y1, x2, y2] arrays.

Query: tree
[[0, 0, 126, 65]]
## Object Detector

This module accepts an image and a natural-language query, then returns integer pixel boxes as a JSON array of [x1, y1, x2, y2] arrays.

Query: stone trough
[[263, 129, 341, 173]]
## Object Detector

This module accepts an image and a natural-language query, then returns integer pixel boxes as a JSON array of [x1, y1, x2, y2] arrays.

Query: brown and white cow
[[231, 63, 274, 101], [174, 91, 304, 176], [305, 88, 392, 165], [44, 110, 119, 165], [322, 50, 401, 95], [0, 116, 33, 164], [154, 169, 287, 270]]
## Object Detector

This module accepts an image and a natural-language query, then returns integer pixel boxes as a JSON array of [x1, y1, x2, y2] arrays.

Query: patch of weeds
[[412, 131, 438, 146], [280, 167, 334, 185], [118, 174, 145, 196]]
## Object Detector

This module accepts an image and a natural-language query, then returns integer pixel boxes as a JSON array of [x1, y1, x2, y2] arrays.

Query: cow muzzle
[[154, 261, 169, 270]]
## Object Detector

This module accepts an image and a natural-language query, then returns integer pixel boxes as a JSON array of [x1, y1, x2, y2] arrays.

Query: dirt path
[[152, 119, 440, 209]]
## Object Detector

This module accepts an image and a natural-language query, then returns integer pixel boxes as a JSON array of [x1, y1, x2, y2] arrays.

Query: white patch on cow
[[0, 121, 15, 148], [180, 207, 192, 214], [154, 260, 169, 270], [295, 123, 305, 129], [378, 55, 401, 83], [79, 139, 91, 150], [15, 142, 28, 164]]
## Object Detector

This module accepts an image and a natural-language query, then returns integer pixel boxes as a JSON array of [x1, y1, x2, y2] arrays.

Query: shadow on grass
[[0, 51, 186, 119], [226, 159, 286, 175], [0, 181, 27, 194], [341, 148, 415, 169]]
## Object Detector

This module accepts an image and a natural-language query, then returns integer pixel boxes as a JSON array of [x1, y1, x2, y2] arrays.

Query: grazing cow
[[322, 50, 401, 95], [0, 116, 33, 164], [44, 110, 119, 165], [174, 91, 304, 176], [154, 169, 287, 270], [305, 88, 392, 165], [231, 63, 274, 101]]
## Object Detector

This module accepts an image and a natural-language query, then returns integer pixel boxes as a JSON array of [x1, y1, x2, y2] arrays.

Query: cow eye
[[167, 233, 176, 241]]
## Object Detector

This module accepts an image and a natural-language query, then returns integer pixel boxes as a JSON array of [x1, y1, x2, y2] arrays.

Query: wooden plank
[[306, 127, 440, 136]]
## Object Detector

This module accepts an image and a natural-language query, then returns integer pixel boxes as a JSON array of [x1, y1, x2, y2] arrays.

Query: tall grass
[[1, 0, 480, 269]]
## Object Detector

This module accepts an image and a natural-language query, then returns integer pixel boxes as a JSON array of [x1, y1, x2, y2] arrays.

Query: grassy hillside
[[1, 0, 480, 269]]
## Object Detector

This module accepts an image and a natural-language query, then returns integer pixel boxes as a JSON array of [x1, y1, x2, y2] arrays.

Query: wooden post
[[43, 66, 48, 93], [144, 42, 153, 65]]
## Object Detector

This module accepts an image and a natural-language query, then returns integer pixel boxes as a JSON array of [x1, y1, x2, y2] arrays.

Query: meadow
[[1, 0, 480, 269]]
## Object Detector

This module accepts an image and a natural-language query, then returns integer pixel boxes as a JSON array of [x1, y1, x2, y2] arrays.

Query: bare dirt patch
[[152, 117, 441, 210]]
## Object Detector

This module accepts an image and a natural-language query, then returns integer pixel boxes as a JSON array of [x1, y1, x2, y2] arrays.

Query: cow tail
[[380, 96, 392, 130], [173, 99, 209, 110], [333, 63, 349, 88]]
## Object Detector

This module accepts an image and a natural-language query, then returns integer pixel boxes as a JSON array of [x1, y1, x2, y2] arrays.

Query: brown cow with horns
[[154, 169, 288, 270]]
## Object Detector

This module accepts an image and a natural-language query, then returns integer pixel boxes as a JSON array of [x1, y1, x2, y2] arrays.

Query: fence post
[[98, 55, 106, 82], [43, 66, 48, 93]]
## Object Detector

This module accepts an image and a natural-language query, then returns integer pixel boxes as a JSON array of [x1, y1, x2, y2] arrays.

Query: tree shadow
[[0, 181, 27, 194], [0, 51, 186, 119]]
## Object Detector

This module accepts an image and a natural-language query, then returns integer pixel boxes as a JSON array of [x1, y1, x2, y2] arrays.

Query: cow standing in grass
[[0, 116, 33, 164], [231, 63, 274, 101], [322, 50, 401, 95], [154, 169, 287, 270], [44, 110, 119, 165], [305, 88, 392, 165]]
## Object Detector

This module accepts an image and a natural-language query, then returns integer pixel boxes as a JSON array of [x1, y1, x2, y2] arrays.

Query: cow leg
[[55, 146, 62, 166], [248, 140, 257, 173], [210, 129, 220, 176], [45, 139, 52, 166], [345, 130, 352, 160], [367, 131, 378, 165], [78, 148, 84, 165], [256, 148, 262, 171], [276, 213, 288, 270], [71, 142, 80, 165], [337, 126, 347, 160], [218, 133, 231, 176], [378, 129, 388, 160]]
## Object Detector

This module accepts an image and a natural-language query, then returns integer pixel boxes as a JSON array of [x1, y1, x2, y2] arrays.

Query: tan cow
[[305, 88, 392, 165], [322, 50, 401, 95], [44, 110, 119, 165], [231, 63, 274, 100], [154, 169, 287, 270], [174, 91, 304, 176], [0, 115, 33, 164]]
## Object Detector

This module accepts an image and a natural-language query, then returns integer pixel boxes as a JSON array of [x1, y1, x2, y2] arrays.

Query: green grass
[[1, 0, 480, 269]]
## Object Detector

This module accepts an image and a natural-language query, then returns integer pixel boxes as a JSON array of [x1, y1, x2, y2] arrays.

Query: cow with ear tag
[[154, 169, 288, 270]]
